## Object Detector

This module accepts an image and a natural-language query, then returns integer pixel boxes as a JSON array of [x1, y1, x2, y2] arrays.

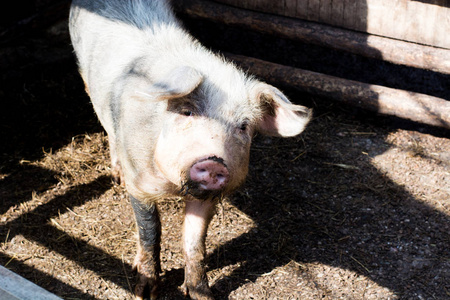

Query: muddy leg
[[181, 199, 216, 300], [130, 195, 161, 300]]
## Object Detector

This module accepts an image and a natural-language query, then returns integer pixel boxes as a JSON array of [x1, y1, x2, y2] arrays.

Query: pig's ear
[[253, 83, 312, 137], [150, 66, 203, 100]]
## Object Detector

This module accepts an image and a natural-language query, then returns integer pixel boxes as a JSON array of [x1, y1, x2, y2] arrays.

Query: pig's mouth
[[180, 179, 224, 201]]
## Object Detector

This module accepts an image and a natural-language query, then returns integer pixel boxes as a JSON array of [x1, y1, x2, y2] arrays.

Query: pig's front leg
[[130, 195, 161, 300], [181, 199, 216, 300]]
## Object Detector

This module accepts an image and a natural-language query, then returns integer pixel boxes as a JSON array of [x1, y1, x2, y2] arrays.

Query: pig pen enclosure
[[1, 0, 449, 299]]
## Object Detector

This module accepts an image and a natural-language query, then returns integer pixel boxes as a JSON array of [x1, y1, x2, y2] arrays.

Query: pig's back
[[70, 0, 177, 31], [69, 0, 182, 135], [70, 0, 180, 80]]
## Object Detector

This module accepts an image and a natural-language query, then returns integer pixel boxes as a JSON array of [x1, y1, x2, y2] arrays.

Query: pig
[[69, 0, 311, 299]]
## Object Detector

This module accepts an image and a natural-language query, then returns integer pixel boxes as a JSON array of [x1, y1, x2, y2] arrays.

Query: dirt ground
[[1, 4, 449, 300]]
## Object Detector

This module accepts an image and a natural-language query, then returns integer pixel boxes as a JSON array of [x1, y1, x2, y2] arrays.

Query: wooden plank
[[294, 0, 308, 19], [284, 0, 298, 18], [319, 0, 332, 24], [388, 0, 407, 42], [175, 0, 450, 74], [404, 1, 420, 45], [421, 3, 439, 46], [214, 0, 450, 48], [308, 0, 320, 22], [353, 0, 368, 32], [366, 0, 385, 35], [0, 266, 62, 300], [342, 0, 358, 29], [227, 54, 450, 129], [434, 0, 450, 47], [330, 0, 345, 27], [252, 0, 278, 14]]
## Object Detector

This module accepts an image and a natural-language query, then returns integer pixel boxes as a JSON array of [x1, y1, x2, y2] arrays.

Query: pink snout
[[189, 158, 229, 191]]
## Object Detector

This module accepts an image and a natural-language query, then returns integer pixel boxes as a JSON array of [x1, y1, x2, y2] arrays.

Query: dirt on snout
[[1, 7, 449, 300]]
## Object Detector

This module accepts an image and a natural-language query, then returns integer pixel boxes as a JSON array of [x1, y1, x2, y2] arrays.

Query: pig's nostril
[[190, 159, 229, 191]]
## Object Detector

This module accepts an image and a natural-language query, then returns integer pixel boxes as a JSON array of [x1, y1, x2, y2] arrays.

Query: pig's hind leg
[[130, 196, 161, 300], [181, 199, 216, 300]]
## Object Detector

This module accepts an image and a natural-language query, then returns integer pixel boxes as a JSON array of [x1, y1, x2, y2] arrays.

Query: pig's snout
[[189, 158, 229, 191]]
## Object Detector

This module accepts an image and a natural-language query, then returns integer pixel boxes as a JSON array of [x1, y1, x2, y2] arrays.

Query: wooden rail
[[228, 54, 450, 129], [174, 0, 450, 75]]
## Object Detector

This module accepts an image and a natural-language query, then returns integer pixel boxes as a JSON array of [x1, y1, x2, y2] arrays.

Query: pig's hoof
[[133, 261, 160, 300], [180, 282, 214, 300], [134, 273, 159, 300]]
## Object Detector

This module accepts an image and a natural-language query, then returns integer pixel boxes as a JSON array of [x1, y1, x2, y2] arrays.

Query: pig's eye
[[181, 109, 193, 116], [239, 121, 248, 132]]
